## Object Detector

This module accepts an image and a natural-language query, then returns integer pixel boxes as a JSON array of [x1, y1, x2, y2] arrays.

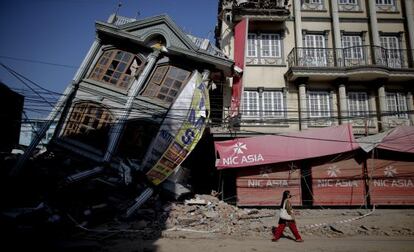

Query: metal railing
[[287, 46, 413, 69]]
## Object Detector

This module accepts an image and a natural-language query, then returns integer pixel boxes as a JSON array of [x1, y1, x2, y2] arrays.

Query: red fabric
[[378, 126, 414, 154], [273, 222, 302, 241], [215, 124, 360, 169], [230, 18, 247, 117]]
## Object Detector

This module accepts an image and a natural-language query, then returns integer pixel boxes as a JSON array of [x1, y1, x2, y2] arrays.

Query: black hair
[[280, 190, 290, 208]]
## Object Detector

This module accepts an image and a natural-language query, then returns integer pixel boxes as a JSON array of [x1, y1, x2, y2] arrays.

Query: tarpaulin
[[357, 126, 414, 154], [215, 124, 359, 169]]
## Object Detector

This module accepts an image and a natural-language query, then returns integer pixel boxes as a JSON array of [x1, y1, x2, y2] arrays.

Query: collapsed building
[[10, 14, 234, 217]]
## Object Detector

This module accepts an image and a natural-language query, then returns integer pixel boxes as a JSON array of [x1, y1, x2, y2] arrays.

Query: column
[[407, 92, 414, 125], [368, 0, 381, 65], [368, 0, 380, 46], [294, 0, 303, 48], [405, 0, 414, 66], [103, 49, 161, 163], [331, 0, 343, 66], [377, 84, 388, 131], [297, 78, 308, 130], [337, 79, 348, 124]]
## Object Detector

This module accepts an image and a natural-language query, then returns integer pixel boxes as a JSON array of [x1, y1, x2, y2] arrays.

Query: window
[[303, 0, 323, 3], [386, 92, 408, 118], [302, 0, 324, 10], [142, 65, 191, 103], [247, 34, 257, 57], [63, 102, 114, 150], [247, 33, 281, 61], [304, 34, 326, 66], [260, 34, 281, 58], [90, 49, 143, 89], [338, 0, 360, 11], [342, 36, 363, 59], [242, 91, 260, 117], [339, 0, 356, 3], [380, 36, 401, 68], [308, 91, 331, 117], [376, 0, 396, 11], [376, 0, 394, 5], [242, 90, 285, 120], [348, 92, 369, 117]]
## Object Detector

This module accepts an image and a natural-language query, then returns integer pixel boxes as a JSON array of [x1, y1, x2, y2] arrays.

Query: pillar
[[297, 77, 308, 130], [377, 84, 388, 130], [337, 79, 348, 124], [407, 92, 414, 125], [331, 0, 343, 66], [294, 0, 303, 48], [404, 0, 414, 67]]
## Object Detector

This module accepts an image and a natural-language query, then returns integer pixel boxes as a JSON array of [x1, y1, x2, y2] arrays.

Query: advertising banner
[[144, 71, 209, 185]]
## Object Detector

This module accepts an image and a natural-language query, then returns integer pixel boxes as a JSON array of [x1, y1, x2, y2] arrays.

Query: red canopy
[[215, 124, 360, 169]]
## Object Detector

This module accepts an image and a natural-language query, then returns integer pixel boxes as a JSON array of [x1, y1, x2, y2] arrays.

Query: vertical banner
[[230, 18, 248, 117], [144, 71, 210, 185]]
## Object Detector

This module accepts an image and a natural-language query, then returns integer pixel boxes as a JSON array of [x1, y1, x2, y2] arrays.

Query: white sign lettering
[[373, 179, 413, 188], [317, 179, 358, 188]]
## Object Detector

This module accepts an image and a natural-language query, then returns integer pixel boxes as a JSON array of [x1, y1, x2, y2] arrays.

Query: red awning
[[357, 126, 414, 154], [215, 124, 359, 169], [377, 126, 414, 154]]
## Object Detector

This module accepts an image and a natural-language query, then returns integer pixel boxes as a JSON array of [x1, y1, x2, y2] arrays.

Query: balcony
[[286, 46, 414, 82], [232, 0, 290, 18]]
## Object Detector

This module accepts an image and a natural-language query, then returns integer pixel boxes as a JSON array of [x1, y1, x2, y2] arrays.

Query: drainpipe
[[102, 49, 160, 163]]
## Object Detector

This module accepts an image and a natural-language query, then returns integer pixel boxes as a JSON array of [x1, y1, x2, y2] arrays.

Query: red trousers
[[273, 221, 302, 240]]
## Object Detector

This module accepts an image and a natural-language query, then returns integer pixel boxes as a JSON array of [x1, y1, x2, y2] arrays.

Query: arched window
[[89, 49, 143, 89], [63, 102, 114, 150]]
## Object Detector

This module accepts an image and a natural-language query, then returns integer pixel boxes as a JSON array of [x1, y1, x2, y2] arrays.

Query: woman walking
[[272, 190, 303, 242]]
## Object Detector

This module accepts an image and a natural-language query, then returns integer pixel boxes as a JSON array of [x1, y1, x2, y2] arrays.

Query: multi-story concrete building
[[215, 0, 414, 136]]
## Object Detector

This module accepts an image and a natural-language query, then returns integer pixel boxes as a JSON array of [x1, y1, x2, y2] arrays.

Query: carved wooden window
[[63, 102, 114, 150], [142, 65, 191, 103], [90, 49, 143, 89]]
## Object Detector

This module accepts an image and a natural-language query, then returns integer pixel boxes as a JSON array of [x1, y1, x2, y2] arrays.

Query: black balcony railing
[[235, 0, 288, 9], [287, 46, 413, 69]]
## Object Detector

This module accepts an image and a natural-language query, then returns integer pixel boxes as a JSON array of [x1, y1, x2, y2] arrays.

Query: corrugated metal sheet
[[236, 163, 302, 206], [311, 159, 366, 206], [367, 159, 414, 205]]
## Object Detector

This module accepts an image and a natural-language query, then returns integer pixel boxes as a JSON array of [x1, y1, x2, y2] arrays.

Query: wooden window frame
[[142, 65, 191, 104], [90, 49, 144, 89]]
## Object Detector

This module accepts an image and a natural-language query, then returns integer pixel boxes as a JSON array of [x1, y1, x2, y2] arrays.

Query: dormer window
[[90, 49, 143, 89]]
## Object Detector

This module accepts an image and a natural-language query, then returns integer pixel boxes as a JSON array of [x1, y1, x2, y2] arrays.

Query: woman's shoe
[[295, 239, 304, 242], [271, 238, 279, 242]]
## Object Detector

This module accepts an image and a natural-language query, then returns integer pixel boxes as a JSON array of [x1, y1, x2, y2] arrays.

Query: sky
[[0, 0, 219, 117]]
